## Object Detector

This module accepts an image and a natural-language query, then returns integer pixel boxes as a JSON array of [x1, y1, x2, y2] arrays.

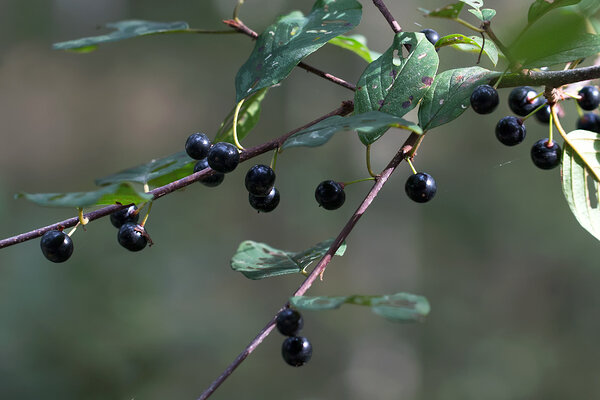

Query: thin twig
[[493, 65, 600, 89], [196, 131, 421, 400], [371, 0, 402, 33], [0, 101, 354, 250]]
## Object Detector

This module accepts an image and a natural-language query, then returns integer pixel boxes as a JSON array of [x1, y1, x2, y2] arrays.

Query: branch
[[196, 131, 422, 400], [372, 0, 402, 33], [0, 101, 354, 250], [494, 65, 600, 89]]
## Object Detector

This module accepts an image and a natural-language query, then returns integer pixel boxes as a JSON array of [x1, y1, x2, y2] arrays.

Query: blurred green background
[[1, 1, 599, 399]]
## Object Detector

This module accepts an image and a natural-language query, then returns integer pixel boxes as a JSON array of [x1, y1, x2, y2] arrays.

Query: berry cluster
[[111, 205, 150, 252], [575, 86, 600, 133], [276, 308, 312, 367], [246, 164, 279, 212]]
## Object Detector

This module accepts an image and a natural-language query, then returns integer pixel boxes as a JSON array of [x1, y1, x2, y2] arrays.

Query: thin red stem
[[371, 0, 402, 33]]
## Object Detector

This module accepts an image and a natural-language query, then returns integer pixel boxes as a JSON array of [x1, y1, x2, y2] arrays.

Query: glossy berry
[[118, 222, 148, 252], [194, 158, 225, 187], [110, 205, 139, 228], [534, 104, 551, 124], [315, 180, 345, 210], [405, 172, 437, 203], [185, 132, 212, 160], [207, 142, 240, 173], [245, 164, 276, 196], [495, 116, 526, 146], [508, 86, 543, 116], [40, 230, 73, 263], [576, 113, 600, 133], [420, 29, 439, 46], [470, 84, 499, 114], [577, 86, 600, 110], [531, 139, 561, 170], [276, 309, 304, 337], [281, 336, 312, 367], [249, 187, 280, 213]]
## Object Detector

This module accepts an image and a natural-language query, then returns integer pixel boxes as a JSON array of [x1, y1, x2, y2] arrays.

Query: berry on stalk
[[531, 139, 561, 170], [281, 336, 313, 367], [420, 29, 439, 45], [576, 113, 600, 133], [508, 86, 543, 116], [276, 309, 304, 337], [194, 158, 225, 187], [405, 172, 437, 203], [315, 180, 345, 210], [249, 187, 280, 213], [207, 142, 240, 173], [534, 104, 551, 124], [40, 230, 74, 263], [470, 84, 499, 114], [185, 132, 212, 160], [118, 223, 148, 252], [110, 205, 139, 228], [495, 116, 526, 146], [577, 86, 600, 111], [245, 164, 276, 196]]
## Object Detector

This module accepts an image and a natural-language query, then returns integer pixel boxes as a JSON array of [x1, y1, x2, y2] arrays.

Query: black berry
[[207, 142, 240, 173], [276, 309, 304, 337], [194, 158, 225, 187], [576, 113, 600, 133], [245, 164, 276, 196], [495, 116, 526, 146], [531, 139, 561, 170], [40, 230, 74, 263], [185, 132, 212, 160], [110, 205, 139, 228], [577, 86, 600, 110], [405, 172, 437, 203], [249, 187, 280, 212], [508, 86, 543, 116], [420, 29, 439, 45], [281, 336, 312, 367], [118, 222, 148, 252], [534, 104, 551, 124], [315, 180, 345, 210], [470, 84, 499, 114]]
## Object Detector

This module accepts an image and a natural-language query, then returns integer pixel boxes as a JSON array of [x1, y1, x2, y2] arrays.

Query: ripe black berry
[[249, 187, 280, 213], [534, 104, 551, 124], [245, 164, 276, 196], [194, 158, 225, 187], [315, 180, 345, 210], [420, 29, 439, 45], [577, 86, 600, 110], [508, 86, 543, 116], [495, 116, 526, 146], [110, 205, 139, 228], [405, 172, 437, 203], [40, 230, 74, 263], [531, 139, 561, 170], [118, 222, 148, 252], [576, 113, 600, 133], [185, 132, 212, 160], [470, 84, 499, 114], [281, 336, 312, 367], [276, 309, 304, 337], [207, 142, 240, 173]]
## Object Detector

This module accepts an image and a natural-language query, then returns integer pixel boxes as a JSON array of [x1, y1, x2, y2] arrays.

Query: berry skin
[[405, 172, 437, 203], [281, 336, 312, 367], [118, 222, 148, 252], [420, 29, 439, 45], [276, 309, 304, 337], [508, 86, 543, 116], [495, 116, 526, 146], [576, 113, 600, 133], [185, 132, 212, 160], [194, 158, 225, 187], [577, 86, 600, 110], [207, 142, 240, 173], [110, 205, 139, 228], [40, 230, 74, 263], [531, 139, 561, 170], [245, 164, 276, 196], [249, 187, 280, 213], [470, 84, 499, 114], [534, 104, 551, 124], [315, 180, 345, 210]]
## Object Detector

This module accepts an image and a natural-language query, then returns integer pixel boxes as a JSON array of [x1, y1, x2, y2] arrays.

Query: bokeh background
[[1, 1, 599, 399]]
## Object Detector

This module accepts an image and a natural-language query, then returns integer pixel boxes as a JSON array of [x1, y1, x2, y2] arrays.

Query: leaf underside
[[436, 34, 499, 66], [328, 34, 381, 63]]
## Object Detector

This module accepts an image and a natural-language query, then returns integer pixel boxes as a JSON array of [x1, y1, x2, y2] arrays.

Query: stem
[[342, 177, 377, 186], [548, 110, 554, 146], [196, 132, 421, 400], [371, 0, 402, 33], [232, 98, 247, 150], [482, 21, 513, 65], [0, 101, 354, 250], [270, 148, 279, 170], [67, 223, 79, 237], [493, 65, 600, 88], [140, 201, 153, 227], [521, 101, 547, 122], [366, 145, 377, 177], [406, 158, 418, 175], [454, 18, 484, 33]]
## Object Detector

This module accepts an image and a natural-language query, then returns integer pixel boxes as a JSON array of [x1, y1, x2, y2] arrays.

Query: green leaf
[[418, 67, 499, 131], [481, 8, 496, 20], [53, 20, 190, 52], [576, 0, 600, 16], [281, 111, 422, 150], [436, 34, 499, 66], [214, 88, 269, 144], [95, 151, 195, 188], [528, 0, 581, 24], [419, 2, 465, 19], [290, 292, 430, 322], [235, 0, 362, 101], [16, 183, 152, 208], [459, 0, 483, 8], [230, 239, 346, 280], [561, 130, 600, 242], [354, 32, 439, 145], [328, 34, 381, 63], [522, 33, 600, 68], [468, 8, 484, 20]]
